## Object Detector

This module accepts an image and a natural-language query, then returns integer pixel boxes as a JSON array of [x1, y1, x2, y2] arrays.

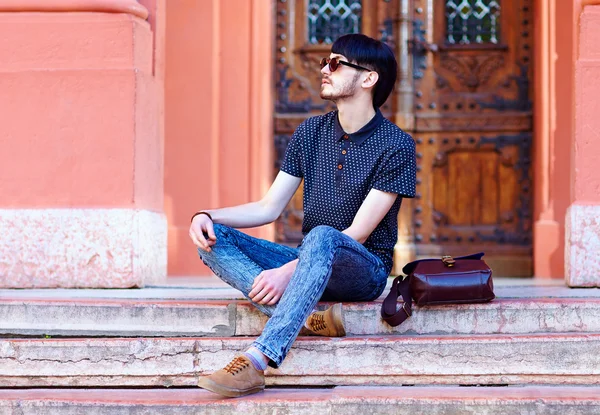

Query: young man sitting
[[189, 33, 416, 398]]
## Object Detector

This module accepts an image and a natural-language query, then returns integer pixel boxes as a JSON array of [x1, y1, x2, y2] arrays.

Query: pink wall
[[573, 3, 600, 204], [0, 10, 160, 211], [550, 0, 575, 273], [533, 0, 575, 278], [164, 0, 273, 276]]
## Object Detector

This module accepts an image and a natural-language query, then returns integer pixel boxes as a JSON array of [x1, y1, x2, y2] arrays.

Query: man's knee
[[303, 225, 341, 244], [212, 223, 230, 239], [197, 223, 231, 261]]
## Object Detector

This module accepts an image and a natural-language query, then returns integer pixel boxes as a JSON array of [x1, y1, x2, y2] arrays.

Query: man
[[189, 33, 416, 398]]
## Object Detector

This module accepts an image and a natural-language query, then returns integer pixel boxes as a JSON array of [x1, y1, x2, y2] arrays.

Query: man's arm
[[189, 171, 301, 251], [200, 171, 302, 228], [343, 188, 399, 243], [190, 171, 301, 306]]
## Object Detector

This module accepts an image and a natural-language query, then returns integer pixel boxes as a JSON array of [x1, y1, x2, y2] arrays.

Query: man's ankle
[[244, 347, 269, 371]]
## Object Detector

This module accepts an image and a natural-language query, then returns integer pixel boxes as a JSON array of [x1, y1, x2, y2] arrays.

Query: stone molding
[[582, 0, 600, 6], [0, 0, 148, 19]]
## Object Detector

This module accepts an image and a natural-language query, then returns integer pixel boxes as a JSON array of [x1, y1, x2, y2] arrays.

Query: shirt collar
[[334, 109, 384, 146]]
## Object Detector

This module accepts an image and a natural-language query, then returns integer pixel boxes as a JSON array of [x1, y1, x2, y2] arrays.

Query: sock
[[304, 307, 318, 330], [244, 349, 268, 371]]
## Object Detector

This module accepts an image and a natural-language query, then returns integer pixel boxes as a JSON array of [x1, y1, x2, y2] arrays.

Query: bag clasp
[[441, 255, 455, 267]]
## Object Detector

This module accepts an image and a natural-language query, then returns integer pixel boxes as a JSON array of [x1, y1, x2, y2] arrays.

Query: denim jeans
[[197, 224, 389, 368]]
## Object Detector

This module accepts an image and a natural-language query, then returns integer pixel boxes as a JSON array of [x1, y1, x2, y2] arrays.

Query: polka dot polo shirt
[[281, 109, 417, 274]]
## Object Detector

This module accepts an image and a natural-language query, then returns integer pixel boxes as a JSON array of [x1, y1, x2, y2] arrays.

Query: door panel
[[411, 0, 533, 276]]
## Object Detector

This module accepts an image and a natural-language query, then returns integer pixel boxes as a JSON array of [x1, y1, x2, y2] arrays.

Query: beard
[[320, 71, 362, 102]]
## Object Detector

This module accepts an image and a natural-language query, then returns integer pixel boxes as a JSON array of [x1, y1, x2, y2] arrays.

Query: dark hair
[[331, 34, 398, 108]]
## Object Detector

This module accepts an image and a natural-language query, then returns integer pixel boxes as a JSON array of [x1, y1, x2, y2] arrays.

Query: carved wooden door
[[274, 0, 401, 243], [410, 0, 533, 276]]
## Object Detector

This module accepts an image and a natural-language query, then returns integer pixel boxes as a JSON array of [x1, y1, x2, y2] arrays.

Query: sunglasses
[[320, 57, 372, 72]]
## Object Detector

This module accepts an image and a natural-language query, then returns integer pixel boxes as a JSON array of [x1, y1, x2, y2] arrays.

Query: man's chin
[[320, 92, 334, 101]]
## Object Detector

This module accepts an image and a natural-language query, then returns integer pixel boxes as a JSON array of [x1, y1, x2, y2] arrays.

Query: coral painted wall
[[164, 0, 273, 276]]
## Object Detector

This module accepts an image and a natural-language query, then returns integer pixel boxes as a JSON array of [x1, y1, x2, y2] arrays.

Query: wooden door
[[410, 0, 534, 276], [273, 0, 401, 243]]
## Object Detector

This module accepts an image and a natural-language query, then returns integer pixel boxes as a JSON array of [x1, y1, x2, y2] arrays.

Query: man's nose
[[321, 64, 331, 75]]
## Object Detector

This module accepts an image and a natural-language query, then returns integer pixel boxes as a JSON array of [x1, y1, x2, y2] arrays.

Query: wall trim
[[0, 0, 148, 19]]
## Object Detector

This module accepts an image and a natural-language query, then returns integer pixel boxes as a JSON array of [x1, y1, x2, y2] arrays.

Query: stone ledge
[[0, 334, 598, 387], [0, 209, 167, 288], [1, 297, 599, 337], [1, 386, 600, 415]]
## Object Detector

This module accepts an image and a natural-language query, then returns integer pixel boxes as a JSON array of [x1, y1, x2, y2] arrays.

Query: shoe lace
[[309, 313, 327, 332], [224, 356, 250, 375]]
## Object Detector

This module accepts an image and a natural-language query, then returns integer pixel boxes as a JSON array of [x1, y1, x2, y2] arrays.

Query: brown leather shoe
[[305, 303, 346, 337], [197, 354, 265, 398]]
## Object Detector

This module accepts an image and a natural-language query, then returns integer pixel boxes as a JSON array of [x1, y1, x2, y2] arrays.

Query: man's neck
[[337, 101, 377, 134]]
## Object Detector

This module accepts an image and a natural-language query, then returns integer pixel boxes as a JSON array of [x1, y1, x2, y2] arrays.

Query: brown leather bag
[[381, 252, 495, 327]]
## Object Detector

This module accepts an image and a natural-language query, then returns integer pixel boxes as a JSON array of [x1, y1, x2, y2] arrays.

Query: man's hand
[[189, 214, 217, 252], [249, 260, 298, 305]]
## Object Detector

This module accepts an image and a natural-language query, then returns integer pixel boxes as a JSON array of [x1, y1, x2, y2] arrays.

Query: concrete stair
[[1, 386, 600, 414], [0, 278, 599, 411], [1, 334, 599, 387], [1, 281, 599, 337], [2, 297, 600, 336]]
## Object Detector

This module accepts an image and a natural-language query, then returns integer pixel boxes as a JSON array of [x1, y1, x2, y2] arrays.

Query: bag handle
[[380, 275, 412, 327]]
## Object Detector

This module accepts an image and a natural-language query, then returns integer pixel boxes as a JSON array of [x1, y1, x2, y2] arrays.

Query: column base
[[566, 203, 600, 287], [0, 209, 166, 288]]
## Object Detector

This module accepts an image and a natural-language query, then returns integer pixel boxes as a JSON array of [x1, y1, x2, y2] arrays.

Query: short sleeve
[[280, 122, 305, 178], [372, 138, 417, 197]]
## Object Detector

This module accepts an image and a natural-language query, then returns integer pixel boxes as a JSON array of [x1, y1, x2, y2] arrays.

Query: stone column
[[0, 0, 166, 288], [565, 3, 600, 287]]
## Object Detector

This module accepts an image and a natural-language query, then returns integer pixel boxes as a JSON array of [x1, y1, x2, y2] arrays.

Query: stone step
[[1, 296, 600, 337], [1, 386, 600, 414], [1, 334, 599, 387]]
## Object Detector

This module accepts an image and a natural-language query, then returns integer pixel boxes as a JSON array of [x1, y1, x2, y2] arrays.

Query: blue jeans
[[197, 224, 389, 368]]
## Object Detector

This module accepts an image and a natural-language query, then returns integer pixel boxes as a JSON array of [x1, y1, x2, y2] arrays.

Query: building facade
[[0, 0, 598, 287]]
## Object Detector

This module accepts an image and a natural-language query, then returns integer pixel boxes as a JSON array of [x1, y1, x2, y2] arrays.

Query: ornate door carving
[[274, 0, 401, 243], [410, 0, 533, 276]]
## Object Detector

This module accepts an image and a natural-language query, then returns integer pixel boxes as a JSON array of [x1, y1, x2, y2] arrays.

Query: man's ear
[[362, 71, 379, 89]]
